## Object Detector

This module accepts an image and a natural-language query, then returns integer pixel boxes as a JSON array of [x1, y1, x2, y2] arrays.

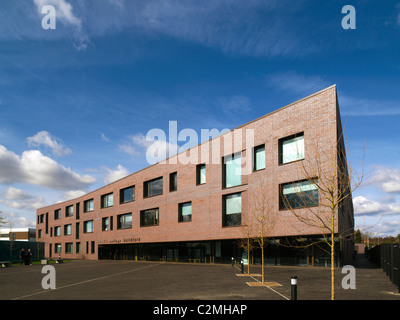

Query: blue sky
[[0, 0, 399, 237]]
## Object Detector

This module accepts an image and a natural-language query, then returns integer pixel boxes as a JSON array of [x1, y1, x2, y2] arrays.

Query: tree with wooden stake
[[236, 223, 256, 275], [247, 178, 278, 285], [280, 128, 364, 300]]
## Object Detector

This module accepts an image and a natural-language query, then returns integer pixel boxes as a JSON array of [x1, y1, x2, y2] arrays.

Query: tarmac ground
[[0, 254, 399, 302]]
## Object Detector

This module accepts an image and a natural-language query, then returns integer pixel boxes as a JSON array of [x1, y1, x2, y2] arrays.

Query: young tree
[[280, 129, 363, 300], [236, 223, 256, 275], [247, 178, 278, 284], [0, 211, 7, 226]]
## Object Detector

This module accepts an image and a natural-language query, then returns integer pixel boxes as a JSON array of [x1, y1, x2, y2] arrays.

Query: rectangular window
[[140, 208, 159, 227], [65, 243, 73, 254], [38, 229, 42, 238], [40, 214, 44, 223], [223, 193, 242, 227], [279, 179, 319, 210], [54, 226, 61, 237], [223, 153, 241, 188], [144, 177, 163, 198], [83, 199, 94, 212], [120, 185, 135, 204], [178, 202, 192, 222], [76, 202, 80, 220], [76, 242, 81, 253], [54, 209, 61, 220], [64, 224, 72, 236], [254, 144, 265, 171], [83, 220, 94, 233], [196, 164, 206, 185], [169, 172, 177, 192], [55, 243, 61, 253], [102, 217, 109, 231], [101, 193, 113, 208], [117, 213, 132, 229], [66, 205, 73, 217], [279, 132, 305, 165], [91, 241, 95, 254]]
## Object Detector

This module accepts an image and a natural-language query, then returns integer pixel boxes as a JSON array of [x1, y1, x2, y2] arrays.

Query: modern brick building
[[36, 85, 354, 266]]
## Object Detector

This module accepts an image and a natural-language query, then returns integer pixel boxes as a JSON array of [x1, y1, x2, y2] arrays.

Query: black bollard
[[231, 257, 234, 267], [291, 276, 297, 300], [241, 260, 244, 274]]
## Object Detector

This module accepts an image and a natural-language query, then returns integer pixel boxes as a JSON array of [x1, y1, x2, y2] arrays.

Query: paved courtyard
[[1, 255, 399, 301]]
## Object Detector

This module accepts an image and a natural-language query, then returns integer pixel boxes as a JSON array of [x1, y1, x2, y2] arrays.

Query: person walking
[[19, 248, 25, 265], [27, 249, 33, 265]]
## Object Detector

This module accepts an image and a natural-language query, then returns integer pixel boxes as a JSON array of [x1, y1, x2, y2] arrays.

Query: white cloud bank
[[0, 145, 95, 190], [103, 164, 130, 185], [27, 131, 72, 156], [0, 187, 46, 210]]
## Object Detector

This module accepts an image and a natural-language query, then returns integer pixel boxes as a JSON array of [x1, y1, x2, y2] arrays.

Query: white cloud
[[353, 195, 400, 217], [4, 187, 32, 200], [338, 94, 400, 116], [103, 164, 130, 184], [33, 0, 81, 29], [217, 95, 252, 114], [353, 196, 386, 216], [266, 71, 330, 96], [0, 145, 95, 190], [27, 131, 72, 156], [16, 216, 36, 228], [1, 187, 46, 210], [62, 190, 87, 200], [101, 133, 110, 142], [33, 0, 88, 50], [371, 166, 400, 193], [119, 133, 179, 164]]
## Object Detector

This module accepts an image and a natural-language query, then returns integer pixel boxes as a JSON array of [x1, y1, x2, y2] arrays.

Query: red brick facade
[[36, 85, 354, 264]]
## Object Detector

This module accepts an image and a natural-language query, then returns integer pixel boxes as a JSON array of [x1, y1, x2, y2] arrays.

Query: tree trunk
[[331, 233, 335, 300]]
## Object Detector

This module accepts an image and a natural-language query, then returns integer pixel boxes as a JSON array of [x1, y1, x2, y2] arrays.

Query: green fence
[[0, 241, 45, 263], [368, 244, 400, 293]]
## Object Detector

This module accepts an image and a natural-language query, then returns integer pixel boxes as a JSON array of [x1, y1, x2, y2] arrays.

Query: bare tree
[[247, 178, 279, 284], [0, 211, 7, 226], [280, 129, 363, 300], [236, 224, 256, 275]]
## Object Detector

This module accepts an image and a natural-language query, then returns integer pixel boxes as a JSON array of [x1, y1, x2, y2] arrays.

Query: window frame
[[143, 177, 163, 198], [222, 192, 242, 227], [64, 224, 72, 236], [140, 208, 159, 227], [196, 164, 206, 185], [83, 199, 94, 213], [279, 178, 319, 210], [102, 217, 109, 231], [169, 172, 177, 192], [253, 144, 265, 171], [222, 152, 242, 189], [83, 220, 94, 233], [178, 201, 192, 223], [120, 185, 135, 204], [65, 205, 74, 217], [54, 209, 61, 220], [101, 192, 114, 209], [117, 213, 133, 230], [278, 132, 305, 165]]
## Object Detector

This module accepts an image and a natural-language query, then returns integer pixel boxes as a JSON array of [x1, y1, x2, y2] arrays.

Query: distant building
[[0, 228, 44, 262], [0, 228, 37, 242]]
